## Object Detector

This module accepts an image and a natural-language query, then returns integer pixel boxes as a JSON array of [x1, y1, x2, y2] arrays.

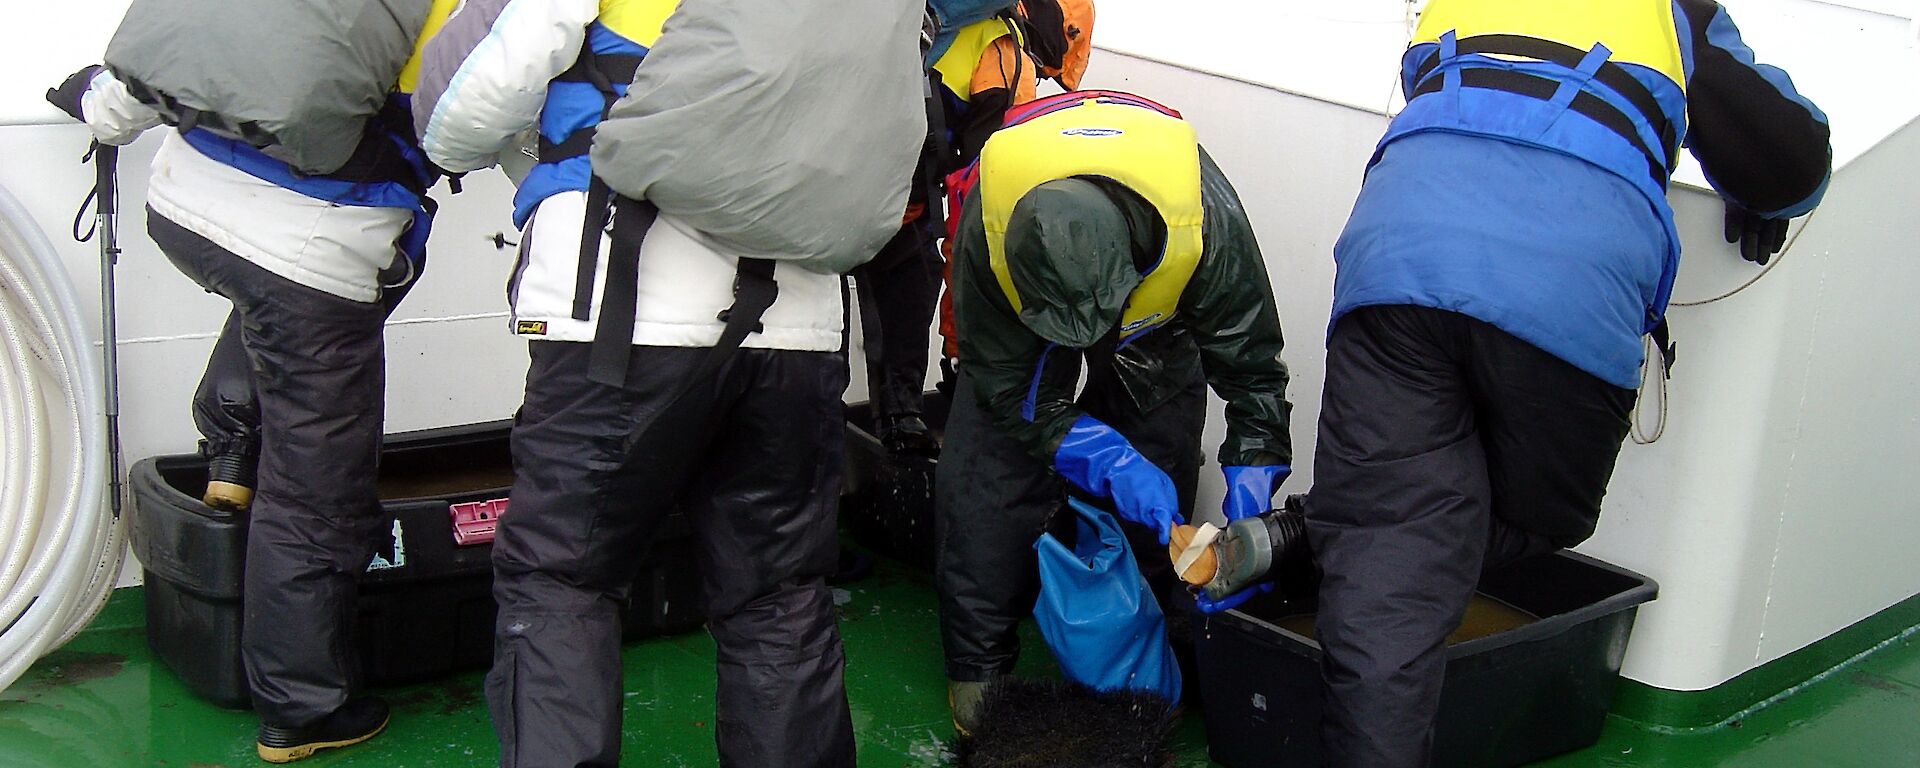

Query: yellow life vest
[[597, 0, 677, 48], [933, 18, 1021, 102], [979, 95, 1204, 337], [1412, 0, 1685, 93], [396, 0, 462, 94]]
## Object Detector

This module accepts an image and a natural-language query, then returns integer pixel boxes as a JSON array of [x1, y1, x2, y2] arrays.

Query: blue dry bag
[[1032, 498, 1181, 701]]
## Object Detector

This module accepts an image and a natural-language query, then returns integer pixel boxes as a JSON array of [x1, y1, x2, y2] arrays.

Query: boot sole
[[203, 481, 253, 512], [255, 715, 388, 763]]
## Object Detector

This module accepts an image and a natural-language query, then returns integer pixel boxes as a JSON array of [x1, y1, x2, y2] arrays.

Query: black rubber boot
[[1204, 496, 1310, 601], [949, 678, 994, 737], [256, 697, 389, 763], [878, 414, 940, 457], [201, 439, 258, 512]]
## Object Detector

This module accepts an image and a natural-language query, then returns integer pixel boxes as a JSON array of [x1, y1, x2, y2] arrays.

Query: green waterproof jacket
[[953, 148, 1292, 467]]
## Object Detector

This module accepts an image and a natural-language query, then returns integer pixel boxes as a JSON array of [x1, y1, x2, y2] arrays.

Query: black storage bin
[[840, 391, 949, 570], [1194, 550, 1658, 768], [127, 421, 704, 709]]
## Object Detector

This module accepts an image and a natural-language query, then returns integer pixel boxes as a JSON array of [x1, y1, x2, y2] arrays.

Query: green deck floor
[[3, 558, 1918, 767]]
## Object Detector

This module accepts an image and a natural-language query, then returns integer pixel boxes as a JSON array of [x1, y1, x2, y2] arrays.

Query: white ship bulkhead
[[1, 0, 1916, 706]]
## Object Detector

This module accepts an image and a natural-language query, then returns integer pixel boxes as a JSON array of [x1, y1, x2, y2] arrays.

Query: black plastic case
[[127, 421, 704, 709], [1193, 550, 1659, 768]]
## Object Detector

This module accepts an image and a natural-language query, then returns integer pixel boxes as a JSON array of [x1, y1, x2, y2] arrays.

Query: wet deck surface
[[2, 556, 1916, 767]]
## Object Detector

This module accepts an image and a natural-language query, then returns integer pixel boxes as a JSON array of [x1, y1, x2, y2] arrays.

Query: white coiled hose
[[0, 182, 124, 693]]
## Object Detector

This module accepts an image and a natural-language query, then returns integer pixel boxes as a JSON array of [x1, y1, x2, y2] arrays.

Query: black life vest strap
[[586, 193, 782, 389], [919, 69, 951, 208], [332, 100, 433, 199], [561, 47, 780, 389], [586, 194, 654, 385], [1650, 319, 1677, 379], [555, 53, 642, 87], [121, 75, 280, 151], [566, 46, 641, 320], [1409, 68, 1668, 186], [539, 130, 598, 164], [572, 177, 614, 321], [1413, 34, 1678, 175], [124, 74, 433, 197]]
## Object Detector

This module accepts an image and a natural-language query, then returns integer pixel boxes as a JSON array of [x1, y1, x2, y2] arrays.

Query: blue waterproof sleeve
[[1053, 414, 1183, 544], [1221, 464, 1289, 522]]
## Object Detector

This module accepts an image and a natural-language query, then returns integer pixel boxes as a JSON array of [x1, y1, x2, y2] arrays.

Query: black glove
[[1723, 202, 1789, 266], [935, 357, 957, 400], [46, 64, 103, 124]]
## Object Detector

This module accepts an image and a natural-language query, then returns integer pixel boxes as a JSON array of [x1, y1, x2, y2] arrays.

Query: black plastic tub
[[126, 421, 704, 709], [841, 391, 949, 570], [1193, 550, 1658, 768]]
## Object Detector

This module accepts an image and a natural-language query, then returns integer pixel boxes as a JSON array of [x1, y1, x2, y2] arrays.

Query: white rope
[[1629, 334, 1668, 445], [1632, 211, 1817, 444], [1672, 209, 1816, 307]]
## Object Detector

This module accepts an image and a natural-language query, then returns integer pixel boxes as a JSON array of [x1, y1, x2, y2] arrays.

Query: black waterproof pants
[[934, 358, 1205, 682], [192, 261, 417, 463], [489, 341, 855, 768], [149, 212, 392, 727], [853, 215, 943, 422], [1307, 306, 1635, 768]]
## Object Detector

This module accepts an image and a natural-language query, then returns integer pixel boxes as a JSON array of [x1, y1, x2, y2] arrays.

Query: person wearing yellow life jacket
[[43, 0, 457, 760], [1196, 2, 1831, 766], [855, 0, 1091, 456], [936, 90, 1293, 732], [412, 0, 926, 765]]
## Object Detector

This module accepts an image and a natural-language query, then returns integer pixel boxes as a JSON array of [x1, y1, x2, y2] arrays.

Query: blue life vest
[[513, 2, 675, 227], [1375, 0, 1694, 329]]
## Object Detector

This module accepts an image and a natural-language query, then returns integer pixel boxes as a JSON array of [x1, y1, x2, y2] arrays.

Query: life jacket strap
[[584, 193, 781, 391], [1411, 33, 1677, 176], [566, 46, 643, 321], [586, 193, 655, 386], [1409, 67, 1668, 186]]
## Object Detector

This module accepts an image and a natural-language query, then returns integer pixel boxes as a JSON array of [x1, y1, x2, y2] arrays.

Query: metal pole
[[94, 144, 123, 519]]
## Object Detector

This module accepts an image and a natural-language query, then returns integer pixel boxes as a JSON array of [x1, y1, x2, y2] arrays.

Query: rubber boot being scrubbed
[[1169, 495, 1310, 600], [951, 677, 1175, 768]]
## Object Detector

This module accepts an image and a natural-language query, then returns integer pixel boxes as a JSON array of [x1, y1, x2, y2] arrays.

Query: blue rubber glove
[[1195, 583, 1271, 615], [1222, 464, 1290, 522], [1053, 414, 1183, 544]]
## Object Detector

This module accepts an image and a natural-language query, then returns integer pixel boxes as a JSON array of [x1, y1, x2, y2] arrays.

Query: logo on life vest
[[1120, 312, 1165, 333], [515, 320, 548, 336], [1061, 127, 1124, 137]]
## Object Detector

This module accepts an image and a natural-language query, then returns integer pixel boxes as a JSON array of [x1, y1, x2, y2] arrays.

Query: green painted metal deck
[[4, 558, 1918, 767]]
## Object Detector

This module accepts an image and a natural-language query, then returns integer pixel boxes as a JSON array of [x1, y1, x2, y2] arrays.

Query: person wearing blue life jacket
[[44, 4, 453, 761], [938, 90, 1295, 733], [1200, 2, 1831, 766]]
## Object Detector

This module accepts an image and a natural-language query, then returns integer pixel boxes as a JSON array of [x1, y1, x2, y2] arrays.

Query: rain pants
[[409, 0, 921, 764]]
